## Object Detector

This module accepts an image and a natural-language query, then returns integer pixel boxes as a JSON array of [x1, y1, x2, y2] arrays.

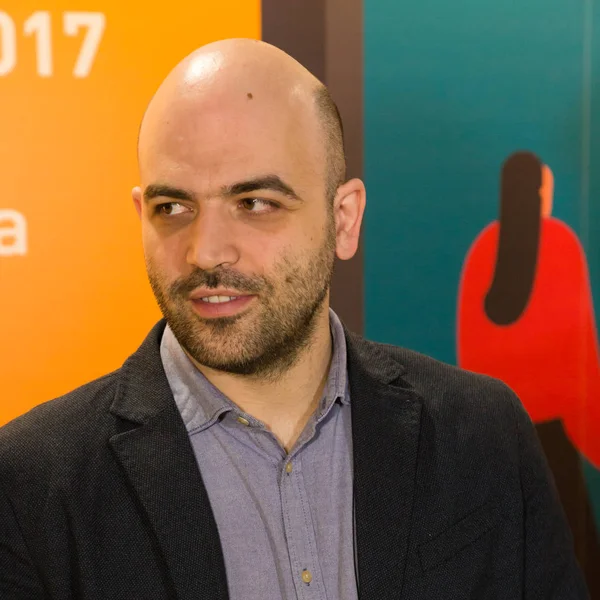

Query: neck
[[190, 305, 334, 452]]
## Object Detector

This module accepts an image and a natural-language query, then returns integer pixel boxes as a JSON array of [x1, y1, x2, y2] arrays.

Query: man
[[0, 39, 588, 599]]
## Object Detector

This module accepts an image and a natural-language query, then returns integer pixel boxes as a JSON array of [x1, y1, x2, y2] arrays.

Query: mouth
[[189, 291, 256, 319]]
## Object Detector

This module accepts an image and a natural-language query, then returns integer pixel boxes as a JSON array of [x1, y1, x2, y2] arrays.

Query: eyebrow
[[143, 184, 193, 203], [143, 175, 302, 204], [222, 175, 302, 202]]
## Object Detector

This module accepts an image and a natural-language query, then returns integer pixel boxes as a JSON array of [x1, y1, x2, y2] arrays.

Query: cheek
[[265, 219, 331, 274], [238, 229, 289, 269], [142, 222, 188, 279]]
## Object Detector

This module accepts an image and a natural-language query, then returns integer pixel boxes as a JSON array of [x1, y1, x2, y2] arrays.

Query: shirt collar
[[160, 308, 349, 434]]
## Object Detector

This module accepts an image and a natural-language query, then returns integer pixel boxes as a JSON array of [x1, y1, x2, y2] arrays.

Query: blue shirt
[[160, 309, 358, 600]]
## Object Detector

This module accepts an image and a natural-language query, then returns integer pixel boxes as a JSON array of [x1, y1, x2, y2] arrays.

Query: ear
[[132, 186, 143, 219], [333, 178, 366, 260]]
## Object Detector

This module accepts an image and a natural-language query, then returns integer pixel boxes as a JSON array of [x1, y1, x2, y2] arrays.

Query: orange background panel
[[0, 1, 261, 424]]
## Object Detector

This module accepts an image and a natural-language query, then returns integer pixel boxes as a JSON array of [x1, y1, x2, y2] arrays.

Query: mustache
[[169, 268, 266, 298]]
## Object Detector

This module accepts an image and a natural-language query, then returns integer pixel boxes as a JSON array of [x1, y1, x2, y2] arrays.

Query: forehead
[[139, 91, 325, 197]]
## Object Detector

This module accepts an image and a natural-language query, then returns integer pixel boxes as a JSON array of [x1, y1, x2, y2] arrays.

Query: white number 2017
[[0, 11, 106, 78]]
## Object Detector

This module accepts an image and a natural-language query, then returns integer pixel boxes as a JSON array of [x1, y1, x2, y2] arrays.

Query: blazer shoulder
[[367, 338, 521, 418], [0, 369, 122, 477], [369, 340, 531, 482]]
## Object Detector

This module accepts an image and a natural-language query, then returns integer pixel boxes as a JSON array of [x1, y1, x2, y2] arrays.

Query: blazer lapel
[[108, 321, 229, 600], [346, 330, 423, 600]]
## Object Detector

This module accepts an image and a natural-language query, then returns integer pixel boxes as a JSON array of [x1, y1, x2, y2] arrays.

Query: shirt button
[[301, 569, 312, 584], [285, 462, 293, 474], [237, 416, 250, 426]]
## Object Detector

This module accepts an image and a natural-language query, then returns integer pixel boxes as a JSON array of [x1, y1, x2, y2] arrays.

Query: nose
[[186, 203, 240, 270]]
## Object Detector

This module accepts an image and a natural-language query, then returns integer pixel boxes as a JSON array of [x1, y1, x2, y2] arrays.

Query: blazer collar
[[109, 320, 423, 600], [345, 327, 424, 600], [109, 320, 171, 424], [108, 319, 229, 600]]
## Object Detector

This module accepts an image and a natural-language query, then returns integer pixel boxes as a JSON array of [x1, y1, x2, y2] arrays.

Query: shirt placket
[[280, 452, 328, 600]]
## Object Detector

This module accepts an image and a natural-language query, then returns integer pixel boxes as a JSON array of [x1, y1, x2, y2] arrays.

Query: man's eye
[[155, 202, 188, 216], [239, 198, 278, 214]]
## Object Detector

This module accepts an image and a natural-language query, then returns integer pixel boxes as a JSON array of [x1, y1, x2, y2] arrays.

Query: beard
[[146, 216, 336, 379]]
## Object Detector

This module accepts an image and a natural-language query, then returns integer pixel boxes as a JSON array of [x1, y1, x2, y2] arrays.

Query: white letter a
[[0, 209, 28, 257]]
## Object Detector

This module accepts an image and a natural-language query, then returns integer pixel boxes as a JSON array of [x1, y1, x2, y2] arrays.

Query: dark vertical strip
[[325, 0, 364, 334], [262, 0, 365, 334], [261, 0, 326, 81]]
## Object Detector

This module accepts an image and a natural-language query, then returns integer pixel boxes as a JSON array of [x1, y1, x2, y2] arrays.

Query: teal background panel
[[364, 0, 592, 362]]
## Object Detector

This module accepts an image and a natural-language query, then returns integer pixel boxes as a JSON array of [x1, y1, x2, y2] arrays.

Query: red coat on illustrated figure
[[457, 152, 600, 468]]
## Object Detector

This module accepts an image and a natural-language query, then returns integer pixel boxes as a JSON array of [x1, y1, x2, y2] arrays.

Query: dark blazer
[[0, 321, 588, 599]]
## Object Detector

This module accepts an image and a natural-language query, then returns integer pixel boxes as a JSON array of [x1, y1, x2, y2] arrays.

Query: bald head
[[138, 38, 345, 201]]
